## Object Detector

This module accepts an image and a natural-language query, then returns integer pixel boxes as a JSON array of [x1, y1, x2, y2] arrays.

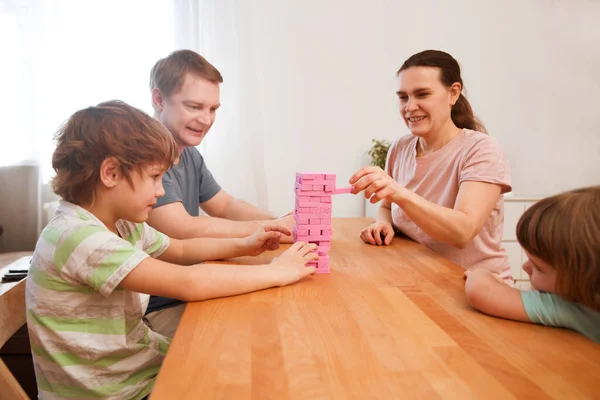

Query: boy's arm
[[157, 237, 247, 264], [464, 269, 531, 322], [119, 242, 318, 301], [120, 258, 279, 301]]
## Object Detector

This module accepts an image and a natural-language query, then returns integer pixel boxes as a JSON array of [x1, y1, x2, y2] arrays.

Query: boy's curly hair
[[52, 100, 179, 205]]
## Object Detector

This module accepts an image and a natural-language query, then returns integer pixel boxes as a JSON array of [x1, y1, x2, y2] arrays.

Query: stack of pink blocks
[[293, 172, 353, 274]]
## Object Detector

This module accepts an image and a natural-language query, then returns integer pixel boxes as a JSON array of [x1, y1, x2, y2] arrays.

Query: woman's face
[[396, 66, 459, 138]]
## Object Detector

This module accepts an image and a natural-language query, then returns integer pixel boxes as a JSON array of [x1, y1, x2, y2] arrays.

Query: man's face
[[156, 73, 220, 150]]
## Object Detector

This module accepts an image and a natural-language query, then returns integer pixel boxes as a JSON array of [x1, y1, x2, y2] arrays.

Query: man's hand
[[277, 213, 296, 244], [244, 223, 291, 256]]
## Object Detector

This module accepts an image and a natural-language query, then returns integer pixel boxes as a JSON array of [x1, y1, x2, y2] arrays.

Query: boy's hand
[[270, 242, 319, 286], [244, 223, 291, 256]]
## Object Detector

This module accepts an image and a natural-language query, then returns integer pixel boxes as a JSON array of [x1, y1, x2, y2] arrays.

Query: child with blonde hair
[[464, 186, 600, 343], [26, 100, 318, 399]]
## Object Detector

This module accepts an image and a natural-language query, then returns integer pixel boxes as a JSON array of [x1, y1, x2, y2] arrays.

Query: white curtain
[[0, 0, 177, 251], [176, 0, 269, 210]]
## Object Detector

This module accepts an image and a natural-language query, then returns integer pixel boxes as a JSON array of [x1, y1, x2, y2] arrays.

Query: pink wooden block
[[315, 264, 330, 274], [296, 224, 332, 231], [308, 218, 320, 224], [298, 201, 326, 208], [321, 196, 332, 203], [332, 186, 353, 195], [324, 185, 333, 192], [298, 173, 324, 180], [322, 229, 332, 236], [295, 235, 331, 242], [295, 216, 309, 224], [298, 179, 335, 186], [325, 174, 336, 180], [294, 189, 329, 196]]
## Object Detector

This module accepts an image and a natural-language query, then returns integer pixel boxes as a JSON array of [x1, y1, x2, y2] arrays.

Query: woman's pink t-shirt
[[385, 129, 512, 279]]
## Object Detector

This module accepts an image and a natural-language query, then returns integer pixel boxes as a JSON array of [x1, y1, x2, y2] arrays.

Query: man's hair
[[52, 100, 179, 205], [516, 186, 600, 311], [149, 49, 223, 99]]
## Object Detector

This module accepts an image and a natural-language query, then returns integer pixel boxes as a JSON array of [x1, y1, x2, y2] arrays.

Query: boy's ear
[[151, 88, 165, 113], [99, 157, 121, 188]]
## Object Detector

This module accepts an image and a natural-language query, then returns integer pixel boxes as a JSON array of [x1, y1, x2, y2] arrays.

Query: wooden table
[[152, 219, 600, 399], [0, 252, 32, 350]]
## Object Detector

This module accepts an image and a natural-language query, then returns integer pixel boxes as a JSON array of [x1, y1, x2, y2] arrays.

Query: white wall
[[0, 165, 40, 252], [227, 0, 599, 217]]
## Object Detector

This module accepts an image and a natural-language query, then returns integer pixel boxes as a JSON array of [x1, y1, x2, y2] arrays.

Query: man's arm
[[201, 190, 277, 221], [156, 223, 288, 264], [147, 201, 263, 239], [464, 269, 531, 322], [200, 190, 295, 242]]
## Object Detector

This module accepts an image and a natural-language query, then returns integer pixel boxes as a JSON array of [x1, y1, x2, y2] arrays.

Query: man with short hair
[[144, 50, 294, 337]]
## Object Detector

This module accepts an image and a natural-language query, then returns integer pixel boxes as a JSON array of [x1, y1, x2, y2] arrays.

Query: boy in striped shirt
[[26, 100, 318, 399]]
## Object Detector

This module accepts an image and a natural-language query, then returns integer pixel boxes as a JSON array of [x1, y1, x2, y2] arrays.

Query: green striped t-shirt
[[26, 200, 171, 399]]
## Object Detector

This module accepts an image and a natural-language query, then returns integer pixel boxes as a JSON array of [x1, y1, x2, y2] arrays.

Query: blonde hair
[[52, 100, 179, 205], [516, 186, 600, 311]]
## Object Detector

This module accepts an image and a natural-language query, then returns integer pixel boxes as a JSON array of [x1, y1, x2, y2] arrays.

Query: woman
[[350, 50, 512, 281]]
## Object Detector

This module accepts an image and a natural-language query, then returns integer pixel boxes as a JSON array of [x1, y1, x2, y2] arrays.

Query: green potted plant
[[364, 139, 391, 218], [367, 139, 391, 170]]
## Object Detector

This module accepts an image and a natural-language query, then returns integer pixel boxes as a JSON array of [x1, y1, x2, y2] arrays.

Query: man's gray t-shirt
[[147, 146, 221, 314]]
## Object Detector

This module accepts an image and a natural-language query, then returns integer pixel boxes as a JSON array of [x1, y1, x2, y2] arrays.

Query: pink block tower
[[293, 173, 352, 273]]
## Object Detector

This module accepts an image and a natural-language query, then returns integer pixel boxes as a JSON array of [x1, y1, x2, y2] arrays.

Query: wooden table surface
[[0, 252, 32, 297], [152, 219, 600, 400], [0, 251, 32, 348]]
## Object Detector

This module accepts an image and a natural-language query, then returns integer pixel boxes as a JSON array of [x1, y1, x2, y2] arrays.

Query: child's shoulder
[[521, 290, 600, 343]]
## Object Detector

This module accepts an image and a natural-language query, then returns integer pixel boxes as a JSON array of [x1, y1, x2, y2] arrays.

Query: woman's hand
[[360, 221, 395, 246], [349, 166, 404, 204]]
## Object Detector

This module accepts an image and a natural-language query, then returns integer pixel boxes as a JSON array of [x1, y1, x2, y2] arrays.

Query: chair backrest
[[0, 279, 30, 399]]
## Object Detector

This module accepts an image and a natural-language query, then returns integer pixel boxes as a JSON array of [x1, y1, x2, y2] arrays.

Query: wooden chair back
[[0, 278, 30, 400]]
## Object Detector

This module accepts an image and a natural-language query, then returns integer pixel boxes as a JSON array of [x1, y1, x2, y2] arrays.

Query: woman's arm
[[392, 181, 501, 248], [350, 166, 501, 248]]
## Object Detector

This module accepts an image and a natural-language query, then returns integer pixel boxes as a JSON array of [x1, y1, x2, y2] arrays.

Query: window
[[0, 0, 176, 181]]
